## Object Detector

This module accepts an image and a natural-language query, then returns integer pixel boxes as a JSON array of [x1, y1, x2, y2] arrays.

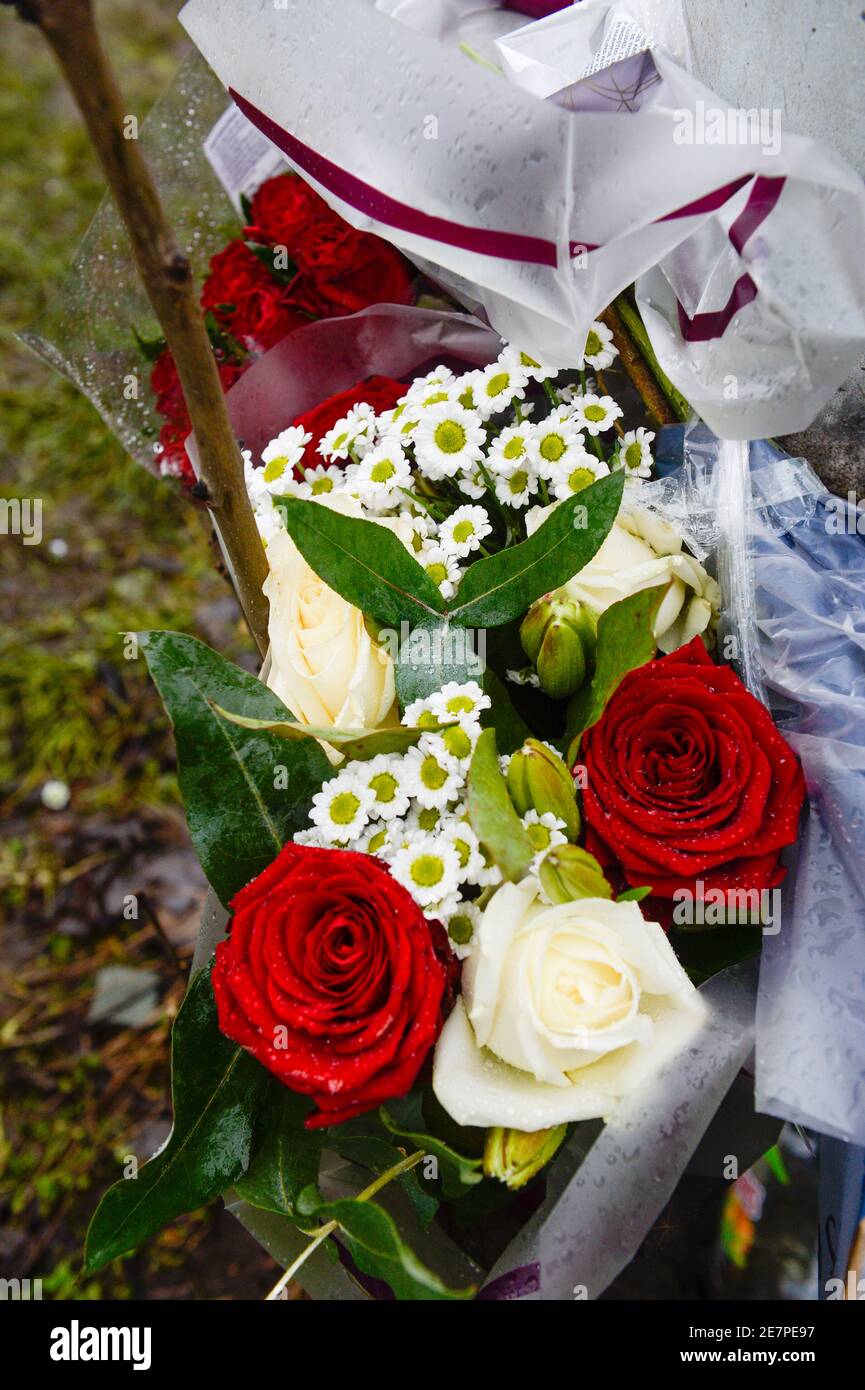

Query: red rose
[[245, 171, 332, 248], [293, 220, 413, 317], [201, 240, 308, 350], [581, 637, 806, 902], [293, 375, 407, 460], [212, 843, 453, 1129]]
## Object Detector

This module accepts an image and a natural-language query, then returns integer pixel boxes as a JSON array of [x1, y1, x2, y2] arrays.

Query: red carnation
[[292, 220, 413, 318], [245, 171, 332, 248], [581, 637, 806, 902], [212, 843, 453, 1129], [150, 348, 245, 486], [201, 239, 309, 351], [293, 375, 407, 460]]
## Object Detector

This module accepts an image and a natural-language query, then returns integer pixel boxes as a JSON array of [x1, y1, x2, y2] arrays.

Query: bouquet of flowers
[[82, 330, 806, 1298]]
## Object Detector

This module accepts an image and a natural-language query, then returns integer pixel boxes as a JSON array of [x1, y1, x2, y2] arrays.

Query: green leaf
[[132, 323, 167, 363], [276, 496, 445, 629], [481, 666, 533, 755], [394, 618, 479, 709], [234, 1086, 323, 1217], [565, 584, 667, 763], [447, 471, 624, 628], [330, 1129, 437, 1230], [139, 631, 331, 906], [83, 965, 267, 1274], [314, 1197, 476, 1300], [381, 1094, 483, 1200], [465, 727, 533, 883], [670, 925, 763, 985], [617, 885, 653, 903], [210, 703, 437, 762]]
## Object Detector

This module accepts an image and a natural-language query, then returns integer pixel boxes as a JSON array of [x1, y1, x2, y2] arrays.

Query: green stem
[[265, 1149, 425, 1302], [541, 378, 559, 410]]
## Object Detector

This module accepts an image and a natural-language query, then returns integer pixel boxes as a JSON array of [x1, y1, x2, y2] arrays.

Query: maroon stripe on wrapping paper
[[676, 175, 786, 341], [476, 1262, 541, 1300], [509, 0, 571, 15], [657, 174, 753, 223], [229, 88, 559, 268]]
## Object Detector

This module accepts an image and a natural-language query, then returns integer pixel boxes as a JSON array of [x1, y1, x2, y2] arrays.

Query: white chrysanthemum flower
[[498, 753, 512, 776], [318, 402, 376, 461], [377, 400, 420, 443], [401, 694, 444, 730], [352, 442, 411, 511], [494, 459, 538, 509], [438, 504, 492, 559], [527, 414, 588, 481], [456, 461, 488, 501], [487, 422, 534, 476], [402, 740, 463, 809], [497, 343, 561, 383], [418, 543, 462, 599], [444, 901, 481, 957], [435, 720, 480, 766], [293, 827, 327, 848], [549, 452, 610, 500], [402, 366, 455, 405], [295, 463, 344, 500], [572, 393, 623, 437], [580, 320, 618, 371], [442, 821, 486, 886], [361, 820, 404, 859], [309, 775, 374, 843], [356, 753, 411, 821], [468, 362, 528, 419], [617, 426, 655, 479], [429, 680, 491, 727], [522, 809, 568, 873], [506, 666, 540, 688], [413, 401, 485, 480], [475, 847, 504, 889], [405, 803, 445, 838], [260, 426, 312, 488], [390, 835, 462, 909]]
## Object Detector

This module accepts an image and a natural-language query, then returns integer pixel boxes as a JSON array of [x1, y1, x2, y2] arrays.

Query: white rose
[[263, 493, 408, 732], [433, 880, 705, 1130], [526, 501, 720, 653]]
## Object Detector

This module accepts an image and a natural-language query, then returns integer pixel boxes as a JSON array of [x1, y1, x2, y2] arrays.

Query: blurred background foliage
[[0, 1, 277, 1298]]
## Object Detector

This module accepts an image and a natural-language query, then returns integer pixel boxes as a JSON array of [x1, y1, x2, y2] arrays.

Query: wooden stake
[[5, 0, 270, 654]]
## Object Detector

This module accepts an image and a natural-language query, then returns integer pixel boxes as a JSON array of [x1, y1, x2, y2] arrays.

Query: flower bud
[[507, 738, 580, 841], [520, 597, 597, 700], [539, 844, 612, 904], [483, 1124, 568, 1190]]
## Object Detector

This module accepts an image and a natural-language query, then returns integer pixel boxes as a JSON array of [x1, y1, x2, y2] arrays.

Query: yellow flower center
[[410, 854, 445, 888], [566, 467, 596, 494], [330, 791, 360, 826], [434, 419, 467, 454], [263, 455, 289, 482], [540, 433, 565, 462]]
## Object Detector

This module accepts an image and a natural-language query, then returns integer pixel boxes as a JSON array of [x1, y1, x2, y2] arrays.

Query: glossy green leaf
[[276, 495, 445, 629], [447, 471, 624, 628], [393, 618, 479, 709], [139, 631, 331, 906], [83, 965, 267, 1274], [380, 1094, 483, 1200], [465, 727, 533, 883], [617, 886, 653, 903], [234, 1086, 323, 1217], [314, 1197, 476, 1300], [211, 703, 436, 762], [565, 584, 667, 763], [330, 1128, 438, 1230]]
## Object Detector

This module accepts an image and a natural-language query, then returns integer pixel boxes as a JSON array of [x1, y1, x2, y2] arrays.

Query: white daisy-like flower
[[405, 804, 445, 837], [455, 461, 488, 501], [580, 320, 618, 371], [295, 463, 344, 500], [572, 393, 623, 437], [402, 366, 455, 405], [377, 400, 420, 442], [402, 739, 463, 809], [527, 413, 588, 481], [497, 343, 562, 384], [390, 835, 462, 909], [429, 680, 491, 727], [494, 459, 538, 509], [353, 441, 411, 511], [441, 821, 486, 886], [318, 402, 376, 461], [401, 694, 444, 730], [260, 426, 312, 488], [309, 775, 374, 844], [361, 820, 404, 859], [487, 422, 534, 477], [444, 901, 481, 957], [475, 846, 504, 889], [617, 426, 655, 479], [522, 809, 568, 873], [256, 504, 283, 546], [357, 754, 411, 821], [438, 504, 492, 559], [418, 543, 462, 600], [413, 401, 485, 481], [293, 827, 326, 848], [434, 720, 480, 767], [468, 361, 528, 419], [506, 666, 540, 688], [549, 452, 610, 500]]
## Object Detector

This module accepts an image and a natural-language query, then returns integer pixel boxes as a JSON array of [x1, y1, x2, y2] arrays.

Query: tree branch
[[6, 0, 270, 654]]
